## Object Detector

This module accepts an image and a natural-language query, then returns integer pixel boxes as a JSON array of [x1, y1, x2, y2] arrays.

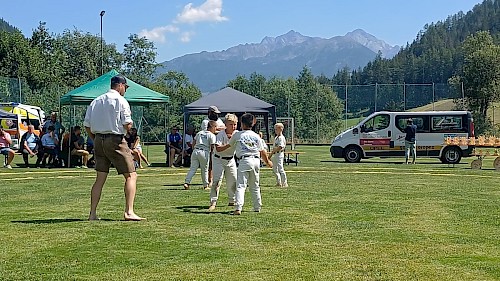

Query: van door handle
[[388, 130, 392, 137]]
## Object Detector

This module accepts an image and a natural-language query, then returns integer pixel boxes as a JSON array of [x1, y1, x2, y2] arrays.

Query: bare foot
[[88, 213, 100, 221], [124, 213, 146, 221]]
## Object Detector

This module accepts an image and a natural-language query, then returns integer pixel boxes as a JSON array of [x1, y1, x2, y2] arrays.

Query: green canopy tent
[[60, 69, 169, 105], [59, 69, 169, 167]]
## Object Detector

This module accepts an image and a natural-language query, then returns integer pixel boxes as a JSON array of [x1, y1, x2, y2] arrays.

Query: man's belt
[[214, 154, 234, 160], [239, 155, 260, 160]]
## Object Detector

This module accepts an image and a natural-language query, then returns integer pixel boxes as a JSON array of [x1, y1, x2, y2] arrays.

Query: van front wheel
[[344, 146, 362, 163], [440, 146, 462, 164]]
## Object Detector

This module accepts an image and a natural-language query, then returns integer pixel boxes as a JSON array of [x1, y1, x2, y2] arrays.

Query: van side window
[[396, 116, 429, 133], [362, 114, 390, 133], [431, 116, 464, 132]]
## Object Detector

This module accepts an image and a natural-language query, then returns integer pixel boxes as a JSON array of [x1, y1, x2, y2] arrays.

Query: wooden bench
[[284, 151, 303, 166]]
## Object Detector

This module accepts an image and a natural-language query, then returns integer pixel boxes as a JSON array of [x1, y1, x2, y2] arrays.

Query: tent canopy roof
[[184, 87, 275, 115], [60, 70, 169, 106]]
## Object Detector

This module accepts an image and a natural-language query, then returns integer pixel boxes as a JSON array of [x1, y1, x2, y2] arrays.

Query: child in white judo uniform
[[208, 114, 238, 211], [218, 113, 272, 215], [184, 121, 217, 190], [270, 123, 288, 188]]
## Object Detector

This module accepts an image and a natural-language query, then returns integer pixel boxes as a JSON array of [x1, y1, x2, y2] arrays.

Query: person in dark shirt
[[404, 118, 417, 164]]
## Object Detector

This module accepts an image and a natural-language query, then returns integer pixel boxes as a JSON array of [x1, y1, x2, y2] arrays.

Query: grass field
[[0, 145, 499, 280]]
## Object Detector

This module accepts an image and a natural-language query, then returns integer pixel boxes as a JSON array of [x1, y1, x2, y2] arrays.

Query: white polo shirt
[[201, 118, 225, 131], [83, 89, 133, 135]]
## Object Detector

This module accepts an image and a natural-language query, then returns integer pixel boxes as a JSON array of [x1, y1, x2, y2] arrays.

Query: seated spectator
[[86, 135, 95, 168], [125, 127, 150, 169], [166, 125, 182, 167], [183, 126, 195, 167], [20, 125, 43, 168], [70, 126, 89, 168], [40, 125, 60, 167], [0, 127, 15, 169]]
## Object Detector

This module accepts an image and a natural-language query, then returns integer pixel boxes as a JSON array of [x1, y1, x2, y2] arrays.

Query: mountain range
[[157, 29, 400, 92]]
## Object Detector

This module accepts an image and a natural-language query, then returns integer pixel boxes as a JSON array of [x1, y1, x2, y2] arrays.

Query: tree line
[[1, 0, 499, 141]]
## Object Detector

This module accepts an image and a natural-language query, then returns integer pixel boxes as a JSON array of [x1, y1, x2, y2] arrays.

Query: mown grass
[[0, 146, 499, 280]]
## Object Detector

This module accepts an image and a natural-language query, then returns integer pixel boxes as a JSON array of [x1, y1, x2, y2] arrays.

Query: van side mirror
[[353, 128, 359, 134]]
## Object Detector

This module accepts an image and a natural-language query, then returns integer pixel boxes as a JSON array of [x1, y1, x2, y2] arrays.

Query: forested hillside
[[0, 18, 16, 32], [329, 0, 499, 85]]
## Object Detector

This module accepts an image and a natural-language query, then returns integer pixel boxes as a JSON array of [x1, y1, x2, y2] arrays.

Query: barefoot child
[[270, 123, 288, 187], [209, 114, 238, 211], [218, 113, 272, 215], [184, 121, 217, 190]]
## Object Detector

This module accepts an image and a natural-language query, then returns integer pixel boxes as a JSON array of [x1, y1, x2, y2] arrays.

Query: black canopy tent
[[183, 87, 277, 142]]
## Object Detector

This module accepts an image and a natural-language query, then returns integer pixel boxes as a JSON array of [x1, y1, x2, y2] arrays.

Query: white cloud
[[176, 0, 228, 24], [180, 31, 195, 43], [138, 25, 179, 43]]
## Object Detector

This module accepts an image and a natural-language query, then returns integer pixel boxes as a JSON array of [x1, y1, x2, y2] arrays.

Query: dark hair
[[74, 125, 81, 131], [241, 113, 255, 127], [207, 120, 217, 130], [48, 125, 55, 131]]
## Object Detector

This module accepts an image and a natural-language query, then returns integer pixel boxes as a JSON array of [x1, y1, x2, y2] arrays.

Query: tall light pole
[[100, 10, 105, 75]]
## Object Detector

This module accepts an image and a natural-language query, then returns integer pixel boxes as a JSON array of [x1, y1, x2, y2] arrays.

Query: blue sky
[[1, 0, 483, 62]]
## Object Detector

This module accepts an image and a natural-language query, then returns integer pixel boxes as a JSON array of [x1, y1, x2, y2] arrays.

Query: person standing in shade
[[218, 113, 272, 215], [208, 113, 238, 211], [405, 118, 417, 164], [183, 120, 217, 190], [84, 74, 145, 221], [42, 112, 65, 138], [270, 123, 288, 187]]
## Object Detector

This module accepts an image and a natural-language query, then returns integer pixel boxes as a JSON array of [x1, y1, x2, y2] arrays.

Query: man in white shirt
[[200, 105, 225, 133], [208, 113, 238, 211], [84, 74, 144, 221]]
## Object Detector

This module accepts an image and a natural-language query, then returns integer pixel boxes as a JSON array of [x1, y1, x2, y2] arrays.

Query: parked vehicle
[[0, 102, 45, 150], [330, 111, 474, 164]]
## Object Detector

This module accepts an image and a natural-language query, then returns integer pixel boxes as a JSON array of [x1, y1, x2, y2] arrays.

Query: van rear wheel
[[344, 146, 362, 163], [440, 146, 462, 164]]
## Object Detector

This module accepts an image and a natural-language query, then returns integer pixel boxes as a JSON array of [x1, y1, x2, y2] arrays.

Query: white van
[[0, 102, 46, 150], [330, 111, 474, 164]]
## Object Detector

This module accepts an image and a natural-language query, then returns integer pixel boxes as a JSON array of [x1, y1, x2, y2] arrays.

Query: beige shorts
[[94, 134, 135, 174]]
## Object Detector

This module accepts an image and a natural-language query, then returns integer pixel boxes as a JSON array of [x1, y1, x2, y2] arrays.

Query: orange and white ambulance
[[330, 111, 474, 164], [0, 102, 45, 150]]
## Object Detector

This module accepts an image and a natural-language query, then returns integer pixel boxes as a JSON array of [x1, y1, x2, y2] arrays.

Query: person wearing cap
[[404, 118, 417, 164], [84, 74, 145, 221], [201, 105, 226, 186], [201, 105, 225, 133]]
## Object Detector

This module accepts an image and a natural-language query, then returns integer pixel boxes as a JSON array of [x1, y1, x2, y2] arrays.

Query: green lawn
[[0, 146, 499, 280]]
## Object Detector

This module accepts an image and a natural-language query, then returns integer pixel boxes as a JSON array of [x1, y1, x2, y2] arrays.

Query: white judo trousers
[[272, 153, 287, 185], [210, 157, 237, 205], [235, 157, 262, 212], [185, 148, 211, 186]]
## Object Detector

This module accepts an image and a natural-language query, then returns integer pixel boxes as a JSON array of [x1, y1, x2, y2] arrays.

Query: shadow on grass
[[11, 218, 97, 224], [320, 160, 468, 166], [163, 183, 202, 190], [175, 205, 232, 215]]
